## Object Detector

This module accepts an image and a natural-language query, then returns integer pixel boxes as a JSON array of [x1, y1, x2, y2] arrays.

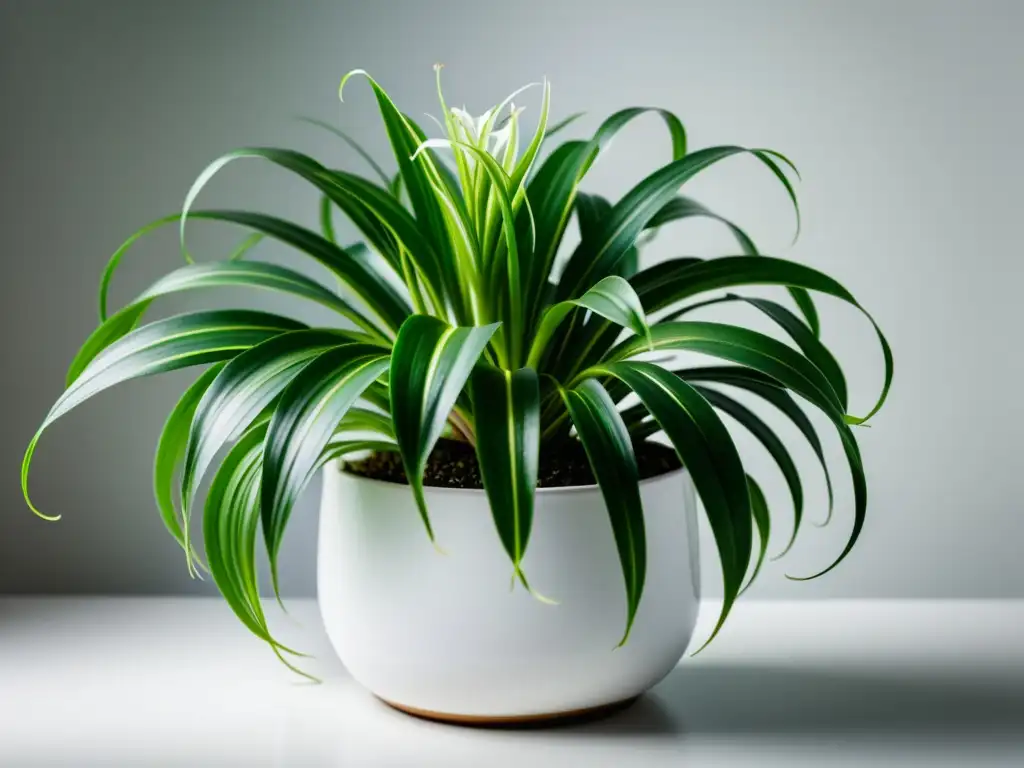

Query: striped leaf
[[602, 326, 866, 578], [389, 315, 498, 540], [639, 196, 819, 333], [560, 379, 646, 645], [180, 329, 359, 526], [153, 363, 224, 570], [527, 275, 651, 368], [677, 366, 834, 524], [557, 146, 799, 301], [70, 260, 384, 386], [588, 361, 751, 648], [635, 255, 893, 417], [468, 364, 540, 586], [261, 344, 391, 589], [23, 310, 302, 521]]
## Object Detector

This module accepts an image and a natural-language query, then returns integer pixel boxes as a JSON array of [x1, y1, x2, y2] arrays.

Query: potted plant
[[22, 67, 891, 724]]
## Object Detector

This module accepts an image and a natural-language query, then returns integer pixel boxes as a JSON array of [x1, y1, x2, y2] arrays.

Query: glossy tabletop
[[2, 598, 1022, 767]]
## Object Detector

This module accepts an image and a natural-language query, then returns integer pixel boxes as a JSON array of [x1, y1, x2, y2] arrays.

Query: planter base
[[377, 694, 641, 728]]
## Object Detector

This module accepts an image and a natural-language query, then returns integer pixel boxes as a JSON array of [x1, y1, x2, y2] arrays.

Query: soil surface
[[342, 437, 681, 489]]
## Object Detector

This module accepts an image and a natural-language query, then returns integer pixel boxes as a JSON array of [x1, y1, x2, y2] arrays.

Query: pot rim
[[329, 460, 688, 496]]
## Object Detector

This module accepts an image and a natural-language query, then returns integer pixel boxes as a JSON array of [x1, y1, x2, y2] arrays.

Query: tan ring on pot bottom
[[377, 694, 640, 727]]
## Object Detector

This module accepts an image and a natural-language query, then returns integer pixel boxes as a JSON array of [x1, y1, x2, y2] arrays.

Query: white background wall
[[2, 0, 1021, 598]]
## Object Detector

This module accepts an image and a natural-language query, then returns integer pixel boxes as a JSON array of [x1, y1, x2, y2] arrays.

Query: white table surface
[[2, 598, 1022, 767]]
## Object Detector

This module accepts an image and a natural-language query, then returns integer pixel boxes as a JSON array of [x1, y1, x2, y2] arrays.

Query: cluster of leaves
[[22, 68, 891, 675]]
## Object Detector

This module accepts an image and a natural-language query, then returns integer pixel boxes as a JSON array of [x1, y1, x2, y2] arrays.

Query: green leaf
[[297, 116, 392, 186], [333, 406, 395, 439], [578, 193, 639, 279], [23, 310, 302, 521], [588, 362, 750, 649], [153, 363, 224, 571], [752, 148, 801, 241], [522, 108, 686, 331], [339, 72, 461, 318], [677, 366, 834, 525], [560, 379, 646, 645], [640, 195, 816, 329], [693, 385, 804, 557], [261, 343, 391, 589], [666, 293, 848, 412], [320, 438, 399, 464], [389, 315, 498, 540], [587, 107, 687, 169], [557, 146, 799, 301], [527, 275, 651, 368], [415, 137, 525, 366], [71, 260, 386, 386], [605, 321, 845, 418], [181, 329, 358, 520], [543, 111, 585, 140], [636, 256, 890, 419], [468, 364, 540, 586], [601, 327, 867, 579], [177, 148, 426, 323], [742, 476, 771, 594], [202, 421, 314, 680]]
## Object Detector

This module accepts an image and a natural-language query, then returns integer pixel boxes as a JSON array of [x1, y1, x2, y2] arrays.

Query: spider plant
[[22, 68, 891, 674]]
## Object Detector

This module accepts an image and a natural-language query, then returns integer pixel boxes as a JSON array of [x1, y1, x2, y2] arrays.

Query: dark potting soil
[[342, 437, 682, 489]]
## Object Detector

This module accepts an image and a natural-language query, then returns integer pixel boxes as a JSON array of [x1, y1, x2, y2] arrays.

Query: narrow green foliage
[[389, 315, 497, 539], [25, 68, 892, 671], [561, 379, 646, 645], [469, 364, 540, 588]]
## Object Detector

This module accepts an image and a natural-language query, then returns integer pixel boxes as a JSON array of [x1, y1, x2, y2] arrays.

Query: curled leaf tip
[[785, 559, 841, 581], [338, 68, 370, 103]]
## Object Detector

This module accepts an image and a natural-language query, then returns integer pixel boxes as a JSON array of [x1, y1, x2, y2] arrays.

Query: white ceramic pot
[[317, 462, 700, 723]]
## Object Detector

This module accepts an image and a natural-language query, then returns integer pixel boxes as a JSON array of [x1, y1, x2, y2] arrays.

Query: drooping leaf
[[693, 385, 804, 557], [601, 327, 866, 579], [468, 364, 540, 586], [23, 310, 302, 521], [677, 366, 834, 524], [202, 421, 315, 680], [522, 107, 687, 331], [606, 321, 845, 418], [388, 315, 498, 539], [153, 363, 224, 570], [665, 293, 848, 414], [176, 148, 427, 322], [181, 329, 359, 520], [587, 361, 750, 649], [557, 146, 799, 301], [560, 379, 646, 645], [70, 260, 386, 386], [741, 476, 771, 594], [639, 195, 817, 332], [636, 256, 890, 419], [261, 343, 391, 589]]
